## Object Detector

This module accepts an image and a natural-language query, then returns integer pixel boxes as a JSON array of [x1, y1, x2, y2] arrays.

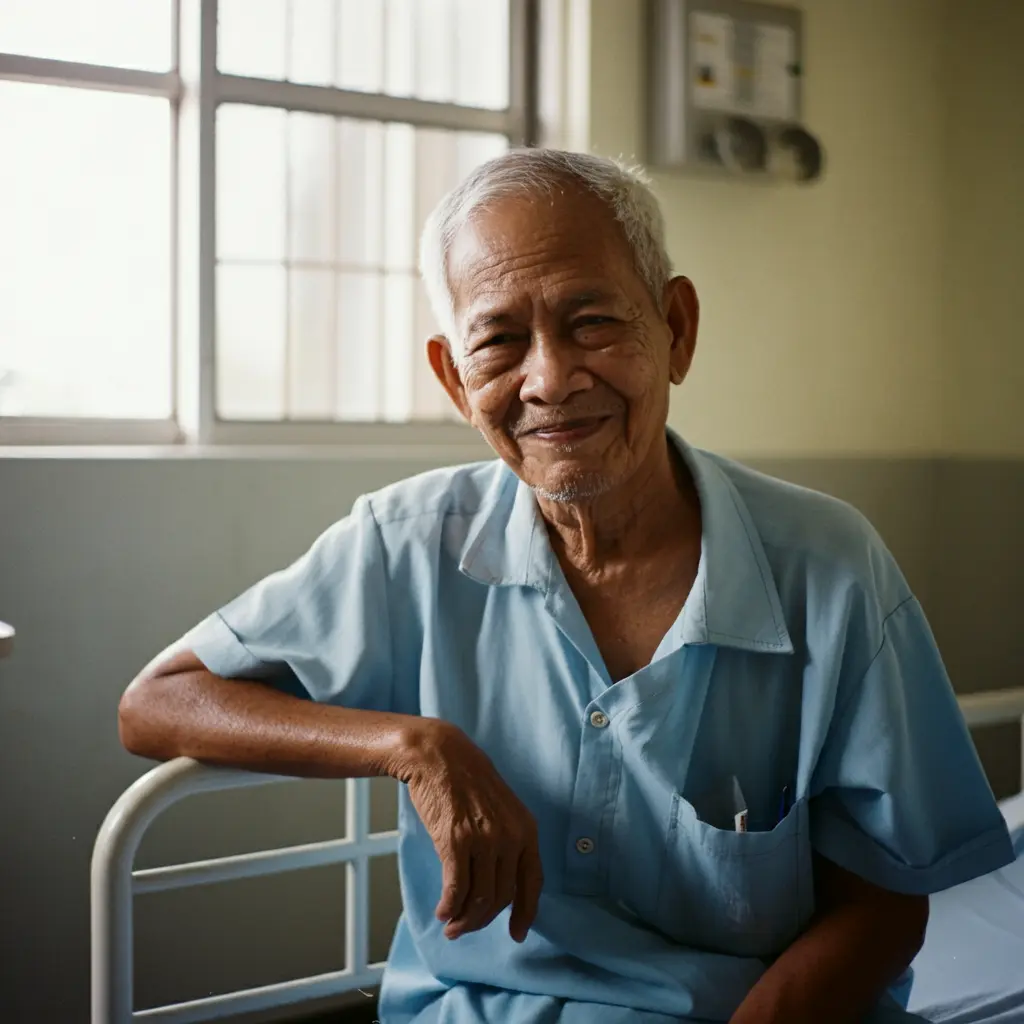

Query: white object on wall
[[648, 0, 824, 182]]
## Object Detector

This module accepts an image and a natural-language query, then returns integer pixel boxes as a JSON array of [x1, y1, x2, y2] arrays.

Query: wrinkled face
[[428, 188, 698, 502]]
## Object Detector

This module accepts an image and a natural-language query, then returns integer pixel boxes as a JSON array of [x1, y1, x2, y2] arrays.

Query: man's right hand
[[121, 653, 543, 942], [396, 719, 544, 943]]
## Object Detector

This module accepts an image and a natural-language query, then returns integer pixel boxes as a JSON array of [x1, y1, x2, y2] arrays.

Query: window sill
[[0, 441, 492, 462], [0, 417, 492, 462]]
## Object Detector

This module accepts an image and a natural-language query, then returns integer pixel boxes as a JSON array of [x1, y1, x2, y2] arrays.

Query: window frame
[[0, 0, 537, 450], [0, 43, 185, 445]]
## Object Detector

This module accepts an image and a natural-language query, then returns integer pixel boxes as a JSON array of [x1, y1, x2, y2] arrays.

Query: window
[[0, 1, 178, 442], [213, 112, 506, 425], [0, 1, 534, 445]]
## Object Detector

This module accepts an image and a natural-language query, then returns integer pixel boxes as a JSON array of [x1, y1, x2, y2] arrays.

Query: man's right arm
[[119, 648, 425, 781], [118, 649, 545, 942]]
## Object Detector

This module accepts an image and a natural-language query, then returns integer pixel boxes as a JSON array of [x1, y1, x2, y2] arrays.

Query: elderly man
[[120, 149, 1012, 1024]]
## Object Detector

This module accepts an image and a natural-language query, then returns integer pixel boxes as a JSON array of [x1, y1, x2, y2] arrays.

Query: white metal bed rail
[[91, 759, 398, 1024], [92, 686, 1024, 1024], [958, 685, 1024, 796], [957, 686, 1024, 732], [954, 684, 1024, 794]]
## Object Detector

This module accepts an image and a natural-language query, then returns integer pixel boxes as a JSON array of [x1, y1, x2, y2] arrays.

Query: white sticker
[[753, 23, 797, 120], [691, 11, 735, 110]]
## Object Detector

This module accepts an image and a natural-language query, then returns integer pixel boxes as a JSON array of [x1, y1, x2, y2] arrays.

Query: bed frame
[[91, 686, 1024, 1024]]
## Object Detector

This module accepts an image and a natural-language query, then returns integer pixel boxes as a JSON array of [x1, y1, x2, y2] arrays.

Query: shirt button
[[589, 710, 609, 728], [575, 837, 595, 854]]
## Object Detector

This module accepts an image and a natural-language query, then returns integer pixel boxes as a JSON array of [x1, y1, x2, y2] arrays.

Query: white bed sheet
[[908, 793, 1024, 1023]]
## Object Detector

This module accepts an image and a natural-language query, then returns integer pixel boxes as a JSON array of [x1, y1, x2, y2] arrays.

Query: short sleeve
[[180, 495, 394, 711], [810, 597, 1013, 895]]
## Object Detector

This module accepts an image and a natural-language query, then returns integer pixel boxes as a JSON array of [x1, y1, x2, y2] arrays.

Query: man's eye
[[575, 316, 614, 328], [479, 333, 524, 349]]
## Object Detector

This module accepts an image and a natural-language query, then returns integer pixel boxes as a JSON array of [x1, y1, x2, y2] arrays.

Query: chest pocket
[[654, 793, 813, 958]]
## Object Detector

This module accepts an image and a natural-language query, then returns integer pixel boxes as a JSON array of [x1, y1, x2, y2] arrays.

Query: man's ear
[[663, 276, 699, 386], [427, 335, 472, 421]]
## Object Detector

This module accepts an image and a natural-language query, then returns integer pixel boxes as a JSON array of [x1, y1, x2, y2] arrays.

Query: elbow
[[118, 669, 176, 761], [119, 647, 208, 760]]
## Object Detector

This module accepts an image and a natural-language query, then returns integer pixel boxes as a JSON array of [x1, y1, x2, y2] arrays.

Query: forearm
[[730, 864, 928, 1024], [118, 650, 424, 780]]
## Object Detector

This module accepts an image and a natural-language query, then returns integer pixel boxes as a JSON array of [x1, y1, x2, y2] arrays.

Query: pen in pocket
[[777, 785, 790, 825], [730, 776, 748, 833]]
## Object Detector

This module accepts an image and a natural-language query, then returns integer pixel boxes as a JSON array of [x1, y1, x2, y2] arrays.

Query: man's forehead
[[447, 192, 634, 305]]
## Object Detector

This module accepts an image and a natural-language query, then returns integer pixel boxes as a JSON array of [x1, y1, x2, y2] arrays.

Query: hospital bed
[[907, 689, 1024, 1024], [92, 686, 1024, 1024]]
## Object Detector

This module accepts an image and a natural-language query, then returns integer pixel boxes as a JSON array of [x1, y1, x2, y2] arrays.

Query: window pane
[[0, 83, 171, 419], [457, 131, 509, 179], [383, 0, 415, 99], [216, 266, 286, 420], [382, 274, 414, 421], [337, 120, 384, 266], [216, 116, 506, 422], [0, 0, 173, 71], [453, 0, 510, 110], [289, 0, 335, 86], [289, 113, 336, 262], [220, 0, 342, 87], [217, 106, 287, 261], [337, 0, 384, 93], [335, 272, 381, 420], [415, 129, 459, 231], [217, 0, 288, 80], [288, 268, 335, 418], [414, 0, 455, 103], [383, 123, 416, 271], [217, 0, 510, 109]]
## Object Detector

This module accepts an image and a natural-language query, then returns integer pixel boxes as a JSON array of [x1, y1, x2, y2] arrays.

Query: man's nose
[[519, 334, 591, 405]]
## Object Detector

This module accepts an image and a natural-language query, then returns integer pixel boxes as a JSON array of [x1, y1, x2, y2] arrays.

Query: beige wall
[[568, 0, 951, 457], [941, 0, 1024, 457]]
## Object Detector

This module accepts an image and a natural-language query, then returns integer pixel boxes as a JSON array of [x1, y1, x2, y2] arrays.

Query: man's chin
[[531, 469, 614, 504]]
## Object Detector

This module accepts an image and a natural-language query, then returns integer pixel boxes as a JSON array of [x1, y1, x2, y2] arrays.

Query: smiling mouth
[[523, 416, 610, 442]]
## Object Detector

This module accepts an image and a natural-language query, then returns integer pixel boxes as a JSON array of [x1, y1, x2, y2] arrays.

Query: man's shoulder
[[704, 451, 910, 609], [362, 458, 508, 530]]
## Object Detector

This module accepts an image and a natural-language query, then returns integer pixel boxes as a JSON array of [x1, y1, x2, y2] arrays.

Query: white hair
[[418, 148, 673, 357]]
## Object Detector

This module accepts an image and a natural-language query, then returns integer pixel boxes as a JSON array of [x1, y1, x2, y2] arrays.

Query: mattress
[[907, 793, 1024, 1023]]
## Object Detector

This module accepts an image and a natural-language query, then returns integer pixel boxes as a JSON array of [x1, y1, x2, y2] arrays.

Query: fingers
[[442, 834, 544, 942], [509, 842, 544, 942], [412, 742, 544, 943], [445, 850, 497, 938], [493, 851, 518, 922], [435, 840, 470, 926], [476, 852, 517, 937]]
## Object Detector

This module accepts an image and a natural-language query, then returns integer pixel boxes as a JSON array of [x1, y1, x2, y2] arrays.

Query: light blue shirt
[[184, 433, 1013, 1024]]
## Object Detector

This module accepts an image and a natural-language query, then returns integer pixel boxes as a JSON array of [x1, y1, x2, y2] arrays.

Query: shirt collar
[[458, 463, 548, 590], [671, 433, 793, 654], [458, 430, 794, 655]]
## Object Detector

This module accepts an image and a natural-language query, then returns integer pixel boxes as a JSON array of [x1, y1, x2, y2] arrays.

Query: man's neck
[[537, 437, 700, 574]]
